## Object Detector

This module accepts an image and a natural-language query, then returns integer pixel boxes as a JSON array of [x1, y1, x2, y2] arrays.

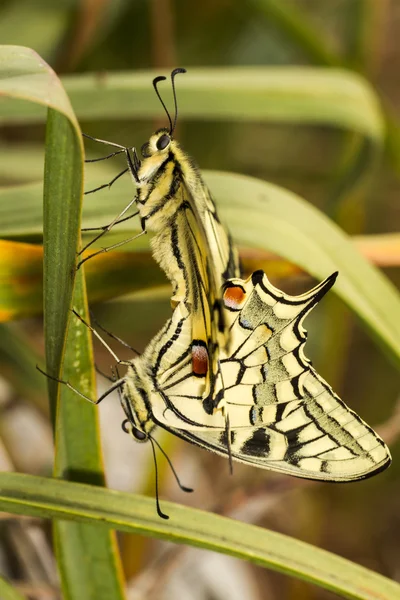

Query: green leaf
[[1, 170, 399, 369], [53, 268, 125, 600], [0, 575, 27, 600], [42, 66, 126, 600], [0, 45, 79, 128], [0, 65, 385, 226], [0, 67, 383, 138], [0, 472, 399, 600], [43, 108, 83, 420], [0, 45, 125, 600]]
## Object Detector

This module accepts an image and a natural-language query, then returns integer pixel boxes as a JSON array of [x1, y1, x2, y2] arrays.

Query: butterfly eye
[[121, 419, 147, 440], [132, 428, 147, 441], [156, 134, 170, 150]]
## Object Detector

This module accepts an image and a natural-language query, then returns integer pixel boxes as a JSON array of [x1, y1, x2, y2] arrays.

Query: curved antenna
[[153, 75, 172, 133], [170, 68, 186, 134], [150, 434, 193, 493]]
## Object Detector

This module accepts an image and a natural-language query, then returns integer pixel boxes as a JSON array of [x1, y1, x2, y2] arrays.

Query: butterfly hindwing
[[149, 270, 391, 481]]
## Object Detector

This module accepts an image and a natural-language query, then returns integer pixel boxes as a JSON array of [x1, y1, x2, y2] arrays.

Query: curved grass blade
[[43, 107, 82, 422], [42, 69, 126, 600], [0, 45, 126, 600], [1, 231, 399, 323], [0, 63, 386, 250], [53, 267, 125, 600], [0, 65, 385, 224], [0, 170, 399, 369], [0, 66, 383, 150], [0, 472, 399, 600]]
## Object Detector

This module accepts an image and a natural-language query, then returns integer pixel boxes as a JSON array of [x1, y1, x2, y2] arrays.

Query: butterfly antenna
[[170, 68, 186, 135], [150, 434, 193, 493], [148, 436, 169, 519], [153, 75, 173, 134]]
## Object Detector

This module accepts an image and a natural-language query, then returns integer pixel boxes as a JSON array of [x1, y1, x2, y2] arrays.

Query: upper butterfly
[[82, 68, 239, 407]]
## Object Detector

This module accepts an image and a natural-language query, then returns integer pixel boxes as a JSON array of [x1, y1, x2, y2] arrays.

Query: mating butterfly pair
[[80, 69, 391, 516]]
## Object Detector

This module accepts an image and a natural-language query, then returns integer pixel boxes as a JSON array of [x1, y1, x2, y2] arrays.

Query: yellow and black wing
[[147, 270, 391, 481]]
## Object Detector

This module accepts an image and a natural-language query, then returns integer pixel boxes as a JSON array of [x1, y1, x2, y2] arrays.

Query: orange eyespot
[[223, 285, 246, 309], [192, 342, 209, 376]]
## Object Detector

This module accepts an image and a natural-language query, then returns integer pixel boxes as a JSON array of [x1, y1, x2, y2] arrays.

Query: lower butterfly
[[120, 269, 391, 483]]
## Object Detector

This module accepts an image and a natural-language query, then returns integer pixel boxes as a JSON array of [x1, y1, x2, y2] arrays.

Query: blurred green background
[[0, 1, 399, 599]]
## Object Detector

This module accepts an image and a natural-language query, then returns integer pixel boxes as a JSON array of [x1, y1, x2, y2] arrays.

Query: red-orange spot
[[223, 285, 246, 309], [192, 343, 209, 376]]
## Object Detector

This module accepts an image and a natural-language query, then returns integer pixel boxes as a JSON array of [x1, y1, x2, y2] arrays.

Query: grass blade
[[0, 67, 383, 138], [53, 268, 125, 600], [42, 65, 126, 600], [0, 238, 165, 321], [0, 472, 398, 600], [1, 170, 398, 369], [0, 45, 126, 600], [43, 107, 82, 422]]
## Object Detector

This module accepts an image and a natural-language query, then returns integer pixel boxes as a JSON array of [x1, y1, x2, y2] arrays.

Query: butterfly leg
[[71, 309, 131, 366], [36, 365, 125, 405], [83, 132, 127, 150], [81, 207, 138, 234], [76, 229, 147, 269], [85, 149, 125, 163], [84, 167, 129, 195], [79, 198, 139, 255], [125, 147, 141, 184]]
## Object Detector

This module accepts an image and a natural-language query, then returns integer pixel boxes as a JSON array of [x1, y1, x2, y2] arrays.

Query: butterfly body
[[135, 128, 239, 310]]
